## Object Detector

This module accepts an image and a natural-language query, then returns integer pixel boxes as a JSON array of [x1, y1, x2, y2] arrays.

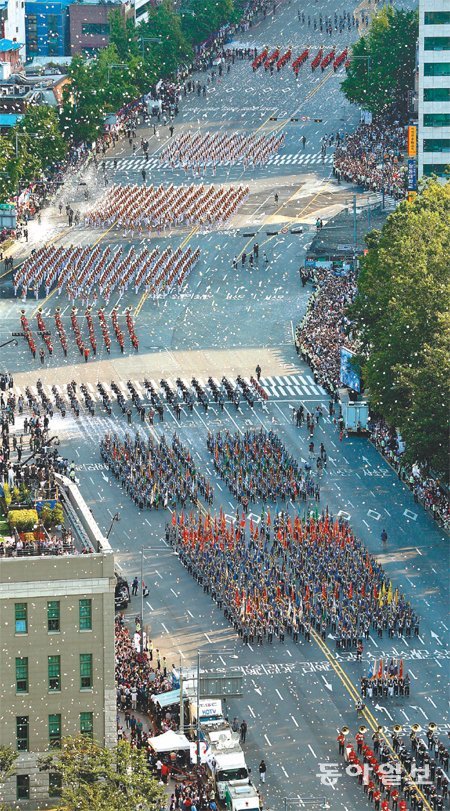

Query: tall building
[[418, 0, 450, 180], [24, 0, 71, 59], [0, 476, 116, 809], [0, 0, 26, 61]]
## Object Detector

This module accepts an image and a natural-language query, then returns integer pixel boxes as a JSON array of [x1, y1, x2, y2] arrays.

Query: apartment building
[[0, 477, 116, 809], [418, 0, 450, 180]]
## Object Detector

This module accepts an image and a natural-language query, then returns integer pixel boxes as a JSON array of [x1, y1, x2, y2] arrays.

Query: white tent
[[148, 730, 191, 753]]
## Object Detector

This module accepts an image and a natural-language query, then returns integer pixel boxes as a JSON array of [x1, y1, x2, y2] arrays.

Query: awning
[[151, 689, 181, 709], [148, 730, 191, 752], [0, 113, 23, 128]]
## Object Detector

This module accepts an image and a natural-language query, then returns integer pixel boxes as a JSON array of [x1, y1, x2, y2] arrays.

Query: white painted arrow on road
[[254, 687, 262, 695], [374, 704, 393, 721], [321, 675, 333, 691], [425, 696, 437, 709], [101, 472, 109, 482], [430, 630, 443, 645], [410, 705, 428, 720]]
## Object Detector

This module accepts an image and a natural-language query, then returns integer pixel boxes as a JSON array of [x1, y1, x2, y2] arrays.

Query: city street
[[0, 0, 447, 808]]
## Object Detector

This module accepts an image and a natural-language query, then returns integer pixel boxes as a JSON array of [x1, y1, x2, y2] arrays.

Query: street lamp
[[107, 64, 128, 83], [14, 131, 42, 158], [106, 511, 119, 540], [140, 37, 162, 56]]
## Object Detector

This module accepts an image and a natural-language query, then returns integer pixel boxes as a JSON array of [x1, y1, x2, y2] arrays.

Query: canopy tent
[[148, 730, 191, 753]]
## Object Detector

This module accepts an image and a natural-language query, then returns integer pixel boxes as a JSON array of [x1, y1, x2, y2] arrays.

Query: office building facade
[[0, 478, 116, 809], [418, 0, 450, 180]]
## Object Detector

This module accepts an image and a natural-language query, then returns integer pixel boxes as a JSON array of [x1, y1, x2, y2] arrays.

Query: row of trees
[[351, 180, 450, 477], [0, 737, 165, 811], [0, 106, 66, 203], [341, 6, 418, 118], [1, 0, 240, 202]]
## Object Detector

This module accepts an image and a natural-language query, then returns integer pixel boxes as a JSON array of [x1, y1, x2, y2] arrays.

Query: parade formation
[[85, 183, 249, 232], [158, 131, 285, 169]]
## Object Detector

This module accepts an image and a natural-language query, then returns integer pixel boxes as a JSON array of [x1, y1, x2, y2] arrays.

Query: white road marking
[[308, 744, 317, 758], [275, 688, 284, 701], [264, 734, 272, 747], [291, 715, 299, 727]]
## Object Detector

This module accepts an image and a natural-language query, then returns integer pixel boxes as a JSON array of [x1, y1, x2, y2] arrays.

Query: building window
[[15, 603, 27, 634], [81, 22, 110, 35], [423, 113, 450, 127], [49, 714, 61, 749], [48, 655, 61, 691], [424, 87, 450, 102], [16, 658, 28, 693], [47, 601, 60, 632], [49, 773, 62, 798], [16, 775, 30, 800], [80, 654, 93, 689], [80, 712, 93, 738], [424, 11, 450, 25], [423, 138, 450, 152], [16, 717, 29, 752], [424, 36, 450, 51], [424, 62, 450, 76], [79, 599, 92, 630], [423, 163, 450, 177]]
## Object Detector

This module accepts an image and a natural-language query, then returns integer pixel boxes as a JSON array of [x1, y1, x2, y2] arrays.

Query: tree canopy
[[351, 180, 450, 476], [38, 736, 165, 811], [341, 6, 418, 117]]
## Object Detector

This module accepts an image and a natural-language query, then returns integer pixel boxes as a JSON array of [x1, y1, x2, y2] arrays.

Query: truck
[[224, 783, 261, 811], [338, 389, 369, 433], [206, 741, 250, 800], [188, 698, 224, 730]]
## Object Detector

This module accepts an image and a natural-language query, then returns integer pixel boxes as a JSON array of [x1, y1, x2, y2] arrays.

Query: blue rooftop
[[0, 39, 23, 52], [0, 114, 24, 127]]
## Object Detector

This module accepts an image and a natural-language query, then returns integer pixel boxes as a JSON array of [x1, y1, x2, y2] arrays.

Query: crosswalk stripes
[[105, 152, 334, 173], [12, 373, 326, 406]]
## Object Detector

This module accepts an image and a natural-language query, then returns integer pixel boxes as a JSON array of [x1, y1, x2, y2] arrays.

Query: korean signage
[[407, 158, 418, 191], [407, 125, 417, 157]]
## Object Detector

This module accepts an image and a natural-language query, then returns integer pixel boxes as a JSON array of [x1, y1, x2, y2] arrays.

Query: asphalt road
[[1, 0, 447, 807]]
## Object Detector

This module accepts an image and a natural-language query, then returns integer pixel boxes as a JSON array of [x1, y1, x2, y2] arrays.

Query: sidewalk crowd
[[333, 120, 407, 198], [295, 264, 358, 393]]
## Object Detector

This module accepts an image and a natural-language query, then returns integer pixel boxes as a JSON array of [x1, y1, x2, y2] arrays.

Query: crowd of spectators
[[115, 616, 174, 727], [295, 264, 358, 393], [0, 530, 75, 558], [370, 420, 449, 530], [333, 120, 407, 199]]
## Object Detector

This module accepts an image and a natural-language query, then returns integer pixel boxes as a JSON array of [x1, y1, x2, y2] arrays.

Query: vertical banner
[[407, 125, 417, 158], [407, 158, 418, 191]]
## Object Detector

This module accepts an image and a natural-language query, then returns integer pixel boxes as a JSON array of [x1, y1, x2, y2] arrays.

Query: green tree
[[181, 0, 234, 45], [0, 137, 20, 204], [351, 180, 450, 476], [0, 745, 18, 811], [15, 106, 67, 169], [341, 6, 418, 117], [109, 10, 140, 62], [140, 0, 192, 82], [38, 736, 165, 811]]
